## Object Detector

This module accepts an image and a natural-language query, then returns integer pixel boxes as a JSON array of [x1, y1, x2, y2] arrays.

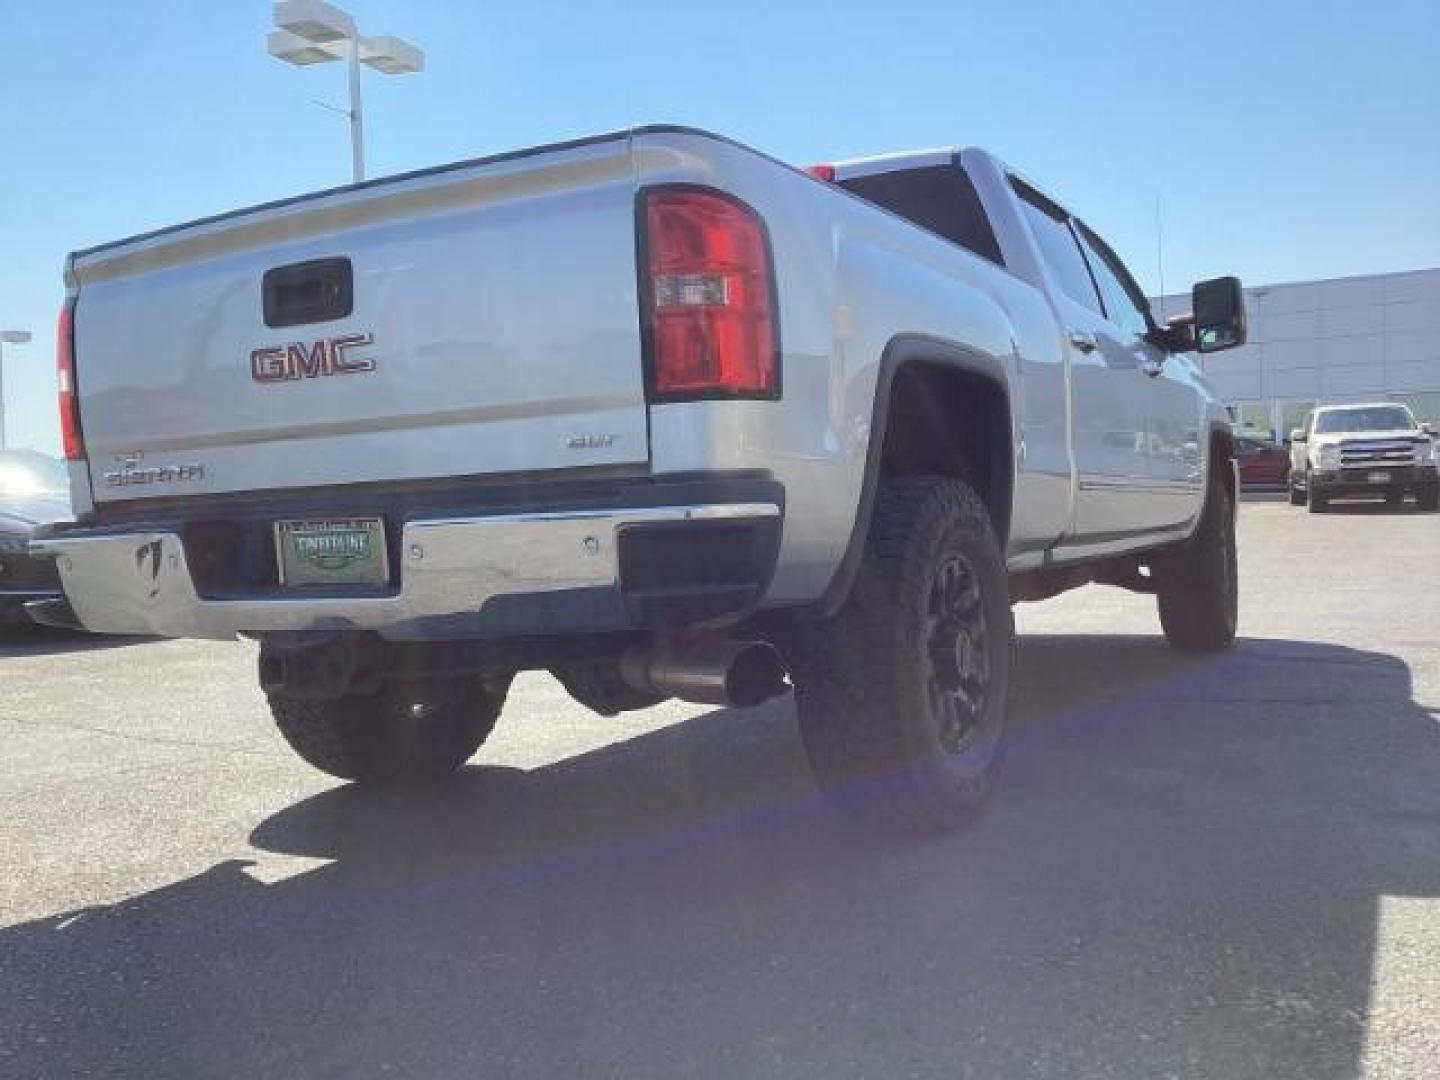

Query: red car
[[1236, 435, 1291, 489]]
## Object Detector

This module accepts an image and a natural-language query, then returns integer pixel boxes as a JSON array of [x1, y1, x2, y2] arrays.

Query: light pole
[[266, 0, 425, 183], [0, 330, 31, 450]]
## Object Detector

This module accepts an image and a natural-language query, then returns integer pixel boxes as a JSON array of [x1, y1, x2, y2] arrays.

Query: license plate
[[275, 518, 388, 586], [1368, 471, 1390, 484]]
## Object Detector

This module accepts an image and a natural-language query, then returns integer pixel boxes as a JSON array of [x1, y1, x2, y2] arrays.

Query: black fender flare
[[809, 333, 1014, 619]]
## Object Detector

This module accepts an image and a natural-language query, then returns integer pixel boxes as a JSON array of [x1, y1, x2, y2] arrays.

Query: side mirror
[[1290, 428, 1307, 443], [1421, 422, 1436, 436], [1193, 276, 1247, 353]]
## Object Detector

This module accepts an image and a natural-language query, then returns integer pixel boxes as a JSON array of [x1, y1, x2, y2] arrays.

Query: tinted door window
[[1011, 180, 1102, 314], [1074, 222, 1152, 340], [839, 164, 1004, 265]]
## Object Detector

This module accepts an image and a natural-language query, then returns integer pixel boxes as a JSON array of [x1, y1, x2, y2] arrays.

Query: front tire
[[1418, 484, 1439, 512], [792, 477, 1013, 832], [1307, 475, 1328, 513], [1288, 480, 1305, 506], [1155, 472, 1238, 653], [267, 676, 508, 783]]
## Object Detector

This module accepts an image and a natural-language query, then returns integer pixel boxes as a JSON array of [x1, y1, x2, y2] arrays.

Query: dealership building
[[1153, 265, 1440, 439]]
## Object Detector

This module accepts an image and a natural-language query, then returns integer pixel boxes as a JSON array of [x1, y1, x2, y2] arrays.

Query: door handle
[[1067, 330, 1098, 353]]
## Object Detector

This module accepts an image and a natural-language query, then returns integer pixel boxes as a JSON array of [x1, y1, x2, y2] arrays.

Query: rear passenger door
[[1011, 181, 1153, 538]]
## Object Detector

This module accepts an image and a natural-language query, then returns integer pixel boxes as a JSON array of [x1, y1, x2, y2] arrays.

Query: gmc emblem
[[251, 332, 375, 383]]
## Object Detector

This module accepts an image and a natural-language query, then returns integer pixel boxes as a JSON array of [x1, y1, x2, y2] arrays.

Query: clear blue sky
[[2, 0, 1436, 452]]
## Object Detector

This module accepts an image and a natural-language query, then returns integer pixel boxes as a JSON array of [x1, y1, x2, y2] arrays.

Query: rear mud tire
[[791, 477, 1013, 833]]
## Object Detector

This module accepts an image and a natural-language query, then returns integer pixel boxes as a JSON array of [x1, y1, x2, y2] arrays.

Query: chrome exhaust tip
[[621, 639, 789, 708]]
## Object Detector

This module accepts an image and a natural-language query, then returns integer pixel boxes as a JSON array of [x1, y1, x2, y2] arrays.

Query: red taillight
[[642, 188, 778, 400], [805, 164, 836, 182], [56, 300, 83, 460]]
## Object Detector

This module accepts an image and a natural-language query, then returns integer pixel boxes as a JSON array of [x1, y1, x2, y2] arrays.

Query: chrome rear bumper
[[32, 502, 780, 641]]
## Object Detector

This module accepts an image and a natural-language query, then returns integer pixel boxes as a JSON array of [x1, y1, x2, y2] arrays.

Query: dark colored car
[[1236, 435, 1290, 489], [0, 450, 72, 626]]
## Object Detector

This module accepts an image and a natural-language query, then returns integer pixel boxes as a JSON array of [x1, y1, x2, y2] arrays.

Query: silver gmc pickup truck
[[36, 126, 1249, 829]]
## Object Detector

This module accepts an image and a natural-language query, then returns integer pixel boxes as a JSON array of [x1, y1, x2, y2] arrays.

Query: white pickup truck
[[36, 126, 1248, 829], [1287, 402, 1439, 512]]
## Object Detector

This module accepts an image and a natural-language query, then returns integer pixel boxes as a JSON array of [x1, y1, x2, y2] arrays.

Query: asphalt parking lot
[[2, 496, 1437, 1079]]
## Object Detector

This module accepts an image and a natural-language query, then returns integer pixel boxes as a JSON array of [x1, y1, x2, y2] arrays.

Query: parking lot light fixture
[[274, 0, 355, 43], [358, 36, 424, 75], [266, 29, 341, 66], [266, 1, 425, 183]]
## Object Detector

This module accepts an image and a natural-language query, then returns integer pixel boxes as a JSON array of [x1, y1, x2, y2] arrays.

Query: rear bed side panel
[[629, 133, 837, 603], [632, 131, 1056, 605], [71, 136, 649, 505]]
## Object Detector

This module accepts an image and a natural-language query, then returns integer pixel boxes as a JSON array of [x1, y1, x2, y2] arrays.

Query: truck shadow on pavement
[[4, 635, 1438, 1079]]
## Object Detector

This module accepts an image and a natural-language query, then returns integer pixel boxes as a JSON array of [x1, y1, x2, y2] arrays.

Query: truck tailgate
[[70, 134, 648, 506]]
